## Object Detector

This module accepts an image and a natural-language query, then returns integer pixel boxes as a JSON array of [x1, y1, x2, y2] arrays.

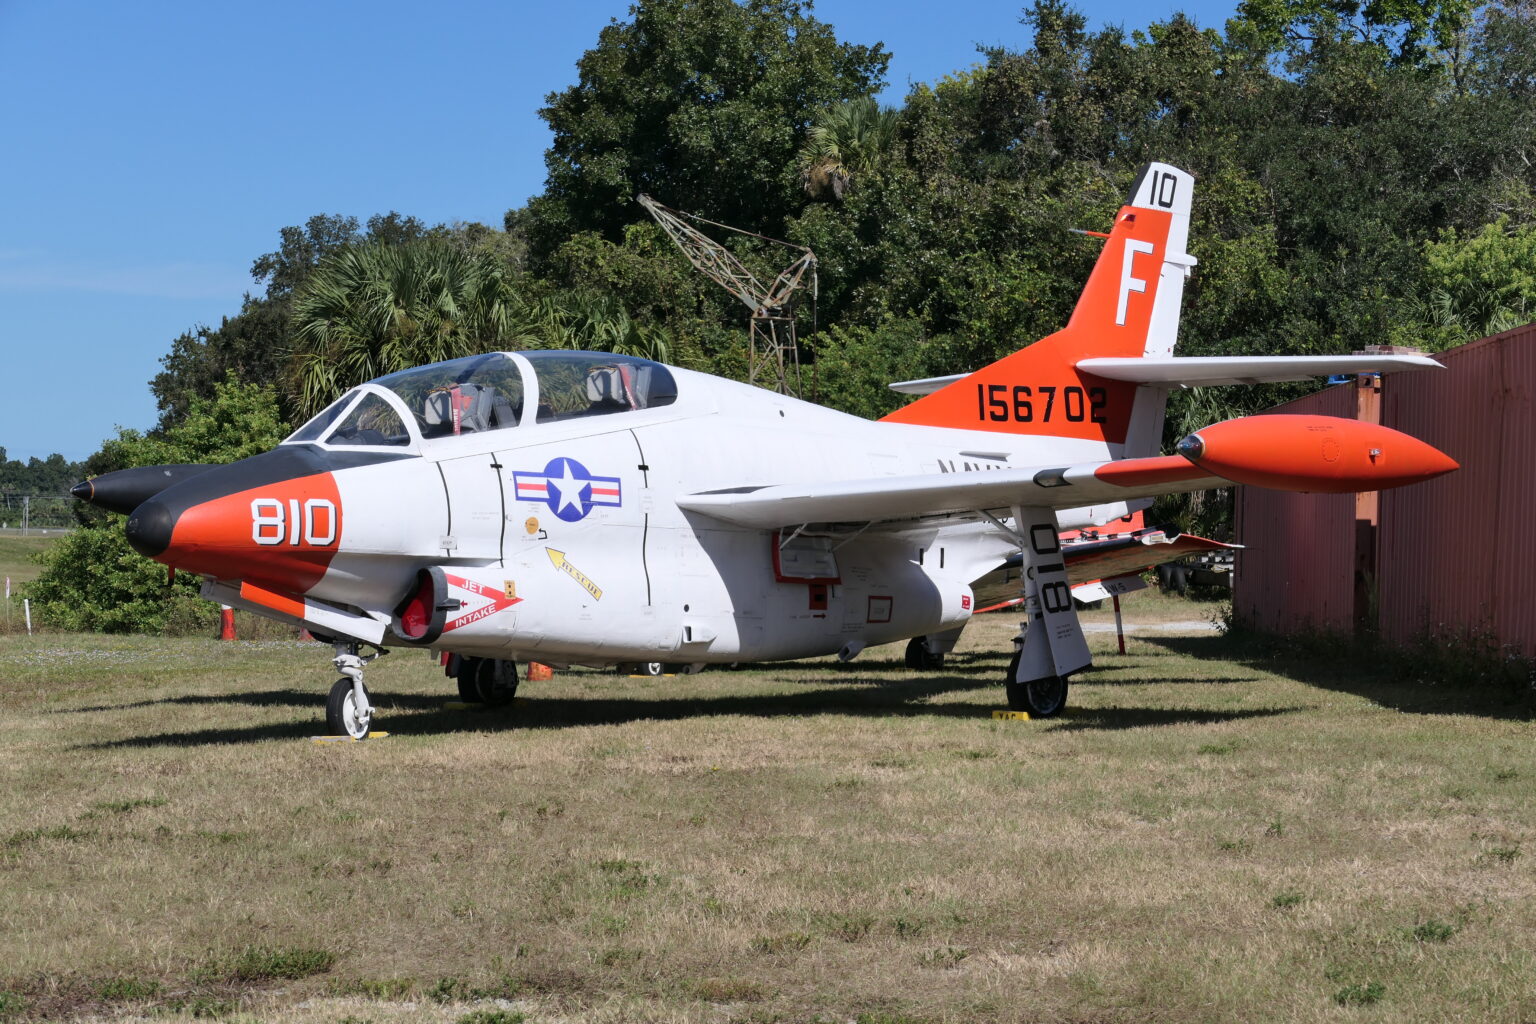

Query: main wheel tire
[[474, 658, 519, 706], [456, 657, 483, 702], [1003, 650, 1069, 717], [326, 678, 372, 739], [634, 661, 666, 677], [904, 637, 944, 671]]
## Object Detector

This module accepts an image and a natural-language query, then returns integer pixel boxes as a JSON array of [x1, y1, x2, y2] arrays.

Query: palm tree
[[799, 97, 900, 201], [289, 239, 522, 416], [291, 240, 671, 417]]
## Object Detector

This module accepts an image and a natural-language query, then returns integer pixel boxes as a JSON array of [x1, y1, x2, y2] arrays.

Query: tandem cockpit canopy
[[283, 351, 679, 448]]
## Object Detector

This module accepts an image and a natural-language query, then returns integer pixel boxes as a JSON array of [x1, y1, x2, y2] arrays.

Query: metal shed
[[1233, 324, 1536, 656]]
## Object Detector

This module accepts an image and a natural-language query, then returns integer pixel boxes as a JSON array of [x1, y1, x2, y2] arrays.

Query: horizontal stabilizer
[[1077, 354, 1441, 386], [888, 373, 969, 396]]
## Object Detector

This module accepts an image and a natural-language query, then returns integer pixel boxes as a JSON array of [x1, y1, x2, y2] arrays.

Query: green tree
[[29, 374, 287, 635], [1420, 217, 1536, 344], [526, 0, 889, 262]]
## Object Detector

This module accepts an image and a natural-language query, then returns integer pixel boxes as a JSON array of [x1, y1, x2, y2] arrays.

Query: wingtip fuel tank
[[1176, 414, 1458, 493]]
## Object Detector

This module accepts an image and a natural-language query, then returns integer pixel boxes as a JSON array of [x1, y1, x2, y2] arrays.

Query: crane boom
[[637, 194, 816, 396]]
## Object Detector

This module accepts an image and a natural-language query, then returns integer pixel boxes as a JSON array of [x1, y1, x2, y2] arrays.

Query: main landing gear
[[447, 655, 520, 706], [326, 642, 388, 739], [1004, 648, 1070, 717], [904, 636, 945, 671]]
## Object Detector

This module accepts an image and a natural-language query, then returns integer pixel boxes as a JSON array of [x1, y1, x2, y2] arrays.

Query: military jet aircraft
[[74, 164, 1456, 738]]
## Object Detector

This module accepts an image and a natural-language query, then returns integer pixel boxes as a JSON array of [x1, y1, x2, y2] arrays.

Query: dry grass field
[[2, 607, 1533, 1024]]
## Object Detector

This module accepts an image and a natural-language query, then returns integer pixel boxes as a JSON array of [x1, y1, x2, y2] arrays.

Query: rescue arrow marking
[[546, 548, 604, 601]]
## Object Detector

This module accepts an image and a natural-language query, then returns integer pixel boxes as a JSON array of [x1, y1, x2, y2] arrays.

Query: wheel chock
[[991, 710, 1032, 721], [443, 700, 486, 711], [311, 732, 391, 743]]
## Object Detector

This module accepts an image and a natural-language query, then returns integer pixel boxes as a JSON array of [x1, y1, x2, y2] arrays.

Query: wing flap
[[969, 530, 1235, 610]]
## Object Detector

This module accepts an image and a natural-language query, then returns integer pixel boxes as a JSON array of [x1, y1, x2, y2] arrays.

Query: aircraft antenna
[[637, 194, 817, 397]]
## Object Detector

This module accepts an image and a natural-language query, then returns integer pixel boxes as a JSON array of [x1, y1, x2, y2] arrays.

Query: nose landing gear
[[326, 642, 388, 739]]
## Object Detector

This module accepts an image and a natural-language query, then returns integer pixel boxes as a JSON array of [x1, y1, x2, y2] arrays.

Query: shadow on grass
[[1145, 632, 1534, 720], [61, 689, 450, 715], [78, 669, 1300, 748]]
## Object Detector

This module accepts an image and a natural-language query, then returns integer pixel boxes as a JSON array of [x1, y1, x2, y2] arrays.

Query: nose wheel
[[326, 643, 387, 739]]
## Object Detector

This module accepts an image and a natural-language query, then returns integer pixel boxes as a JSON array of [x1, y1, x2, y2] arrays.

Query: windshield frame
[[281, 384, 424, 453]]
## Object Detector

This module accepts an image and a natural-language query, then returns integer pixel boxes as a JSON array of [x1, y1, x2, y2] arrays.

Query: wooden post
[[1354, 374, 1381, 635], [1112, 593, 1126, 655]]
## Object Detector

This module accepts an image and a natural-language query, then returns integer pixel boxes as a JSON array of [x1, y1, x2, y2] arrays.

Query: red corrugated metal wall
[[1379, 325, 1536, 655], [1236, 324, 1536, 656], [1233, 384, 1358, 634]]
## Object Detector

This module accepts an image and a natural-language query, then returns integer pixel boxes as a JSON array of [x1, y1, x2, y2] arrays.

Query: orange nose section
[[140, 472, 343, 592], [1176, 414, 1458, 493]]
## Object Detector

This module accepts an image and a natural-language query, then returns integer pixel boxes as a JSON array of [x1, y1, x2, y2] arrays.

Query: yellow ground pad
[[443, 700, 486, 711], [991, 710, 1032, 721], [311, 732, 391, 743]]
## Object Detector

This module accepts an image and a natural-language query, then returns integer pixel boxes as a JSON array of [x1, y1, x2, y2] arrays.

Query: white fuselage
[[299, 365, 1132, 666]]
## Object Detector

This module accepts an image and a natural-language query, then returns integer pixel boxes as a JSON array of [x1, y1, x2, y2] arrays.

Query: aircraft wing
[[677, 455, 1225, 529], [678, 412, 1457, 530]]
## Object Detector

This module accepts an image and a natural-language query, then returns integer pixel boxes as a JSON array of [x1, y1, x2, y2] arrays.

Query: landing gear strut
[[326, 642, 388, 739], [997, 505, 1092, 717]]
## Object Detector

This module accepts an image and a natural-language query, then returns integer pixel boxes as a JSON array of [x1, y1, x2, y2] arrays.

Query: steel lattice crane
[[637, 194, 816, 397]]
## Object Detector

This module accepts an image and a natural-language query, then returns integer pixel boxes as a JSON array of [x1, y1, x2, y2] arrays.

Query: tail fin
[[881, 162, 1196, 456]]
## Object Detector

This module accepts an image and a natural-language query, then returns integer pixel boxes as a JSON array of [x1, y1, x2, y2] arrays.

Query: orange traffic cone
[[528, 662, 553, 681]]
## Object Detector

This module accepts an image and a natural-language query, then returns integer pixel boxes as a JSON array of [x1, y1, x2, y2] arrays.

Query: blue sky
[[0, 0, 1238, 464]]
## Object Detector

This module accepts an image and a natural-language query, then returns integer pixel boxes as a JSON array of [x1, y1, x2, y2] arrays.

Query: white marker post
[[24, 599, 32, 635]]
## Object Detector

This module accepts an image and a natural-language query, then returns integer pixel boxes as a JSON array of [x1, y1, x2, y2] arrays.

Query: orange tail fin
[[881, 163, 1195, 454]]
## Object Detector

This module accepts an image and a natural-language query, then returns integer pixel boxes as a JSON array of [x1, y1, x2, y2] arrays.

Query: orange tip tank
[[1175, 414, 1459, 493]]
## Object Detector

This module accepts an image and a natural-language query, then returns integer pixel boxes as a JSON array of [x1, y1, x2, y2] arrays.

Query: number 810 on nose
[[251, 497, 338, 547]]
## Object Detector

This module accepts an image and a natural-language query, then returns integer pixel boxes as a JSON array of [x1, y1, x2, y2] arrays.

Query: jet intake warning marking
[[442, 574, 522, 632], [546, 548, 603, 600], [513, 457, 622, 522]]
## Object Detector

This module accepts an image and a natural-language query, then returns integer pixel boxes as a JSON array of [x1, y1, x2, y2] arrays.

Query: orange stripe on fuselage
[[239, 581, 308, 620]]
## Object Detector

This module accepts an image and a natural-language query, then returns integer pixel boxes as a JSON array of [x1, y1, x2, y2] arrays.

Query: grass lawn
[[0, 534, 57, 587], [0, 613, 1531, 1023]]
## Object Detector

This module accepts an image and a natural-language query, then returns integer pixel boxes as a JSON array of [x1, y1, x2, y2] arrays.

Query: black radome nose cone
[[72, 464, 219, 516], [125, 499, 176, 558]]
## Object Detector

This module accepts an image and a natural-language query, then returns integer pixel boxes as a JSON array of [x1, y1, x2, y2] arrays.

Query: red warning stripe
[[1093, 455, 1206, 488]]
